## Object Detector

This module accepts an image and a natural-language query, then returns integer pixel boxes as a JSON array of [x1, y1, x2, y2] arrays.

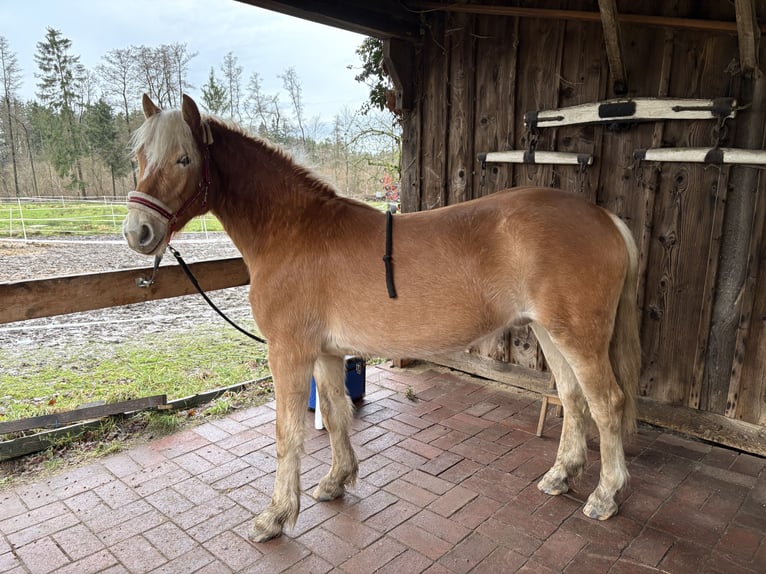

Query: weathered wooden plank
[[420, 12, 448, 211], [734, 0, 761, 75], [0, 420, 105, 461], [471, 14, 519, 197], [597, 0, 627, 94], [637, 397, 766, 457], [430, 352, 554, 395], [0, 257, 250, 325], [0, 395, 167, 434], [413, 2, 765, 34], [445, 11, 475, 205]]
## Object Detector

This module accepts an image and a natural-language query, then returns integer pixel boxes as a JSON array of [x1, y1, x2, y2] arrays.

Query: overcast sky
[[1, 0, 371, 121]]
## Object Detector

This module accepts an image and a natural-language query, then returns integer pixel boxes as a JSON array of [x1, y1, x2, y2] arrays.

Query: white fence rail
[[1, 196, 216, 240]]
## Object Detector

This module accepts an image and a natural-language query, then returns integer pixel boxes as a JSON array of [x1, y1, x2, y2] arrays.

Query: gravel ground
[[0, 233, 255, 356]]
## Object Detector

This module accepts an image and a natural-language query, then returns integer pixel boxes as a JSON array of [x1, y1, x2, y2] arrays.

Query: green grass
[[0, 326, 270, 426], [0, 201, 224, 237]]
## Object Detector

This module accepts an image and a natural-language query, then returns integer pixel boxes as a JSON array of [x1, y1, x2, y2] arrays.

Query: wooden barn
[[243, 1, 766, 456]]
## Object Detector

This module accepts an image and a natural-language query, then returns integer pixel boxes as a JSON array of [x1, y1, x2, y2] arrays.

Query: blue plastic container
[[308, 356, 366, 409]]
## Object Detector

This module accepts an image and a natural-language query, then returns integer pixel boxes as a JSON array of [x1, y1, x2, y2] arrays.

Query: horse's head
[[123, 94, 213, 256]]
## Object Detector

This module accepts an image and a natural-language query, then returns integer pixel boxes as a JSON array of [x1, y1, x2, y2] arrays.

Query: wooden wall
[[396, 2, 766, 443]]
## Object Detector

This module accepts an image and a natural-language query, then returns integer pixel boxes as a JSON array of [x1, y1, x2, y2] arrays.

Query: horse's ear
[[181, 94, 202, 135], [142, 94, 160, 118]]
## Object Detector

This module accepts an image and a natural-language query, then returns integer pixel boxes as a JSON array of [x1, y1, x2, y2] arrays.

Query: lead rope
[[167, 244, 267, 344]]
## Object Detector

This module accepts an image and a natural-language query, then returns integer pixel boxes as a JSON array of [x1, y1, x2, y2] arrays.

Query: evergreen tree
[[200, 67, 228, 116], [34, 27, 87, 195], [83, 99, 129, 196]]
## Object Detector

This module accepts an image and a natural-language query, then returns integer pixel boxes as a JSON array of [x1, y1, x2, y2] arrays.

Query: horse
[[123, 94, 641, 542]]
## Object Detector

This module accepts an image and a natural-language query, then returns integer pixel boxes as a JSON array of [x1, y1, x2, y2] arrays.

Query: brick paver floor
[[1, 363, 764, 573]]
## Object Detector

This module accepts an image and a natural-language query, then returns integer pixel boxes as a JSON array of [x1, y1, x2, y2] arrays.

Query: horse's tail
[[608, 213, 641, 438]]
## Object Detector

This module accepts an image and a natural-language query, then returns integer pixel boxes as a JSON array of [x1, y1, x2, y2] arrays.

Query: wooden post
[[703, 63, 766, 413], [598, 0, 628, 94], [735, 0, 760, 76]]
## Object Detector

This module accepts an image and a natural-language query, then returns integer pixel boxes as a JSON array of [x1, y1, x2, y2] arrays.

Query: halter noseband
[[127, 123, 213, 242]]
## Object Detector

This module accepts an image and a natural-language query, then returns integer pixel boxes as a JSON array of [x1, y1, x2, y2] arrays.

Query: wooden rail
[[1, 257, 250, 325]]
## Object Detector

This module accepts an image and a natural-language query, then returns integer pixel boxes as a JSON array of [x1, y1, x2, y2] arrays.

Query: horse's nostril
[[139, 224, 153, 245]]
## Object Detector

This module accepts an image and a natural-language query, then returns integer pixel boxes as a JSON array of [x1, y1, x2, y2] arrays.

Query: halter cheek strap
[[127, 143, 213, 242]]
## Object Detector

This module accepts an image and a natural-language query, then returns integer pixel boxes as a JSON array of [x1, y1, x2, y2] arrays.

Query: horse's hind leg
[[531, 324, 589, 496], [571, 356, 629, 520], [249, 345, 312, 543], [312, 354, 358, 501]]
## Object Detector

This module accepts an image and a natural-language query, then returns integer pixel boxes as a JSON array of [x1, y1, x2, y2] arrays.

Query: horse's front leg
[[249, 345, 313, 543], [312, 354, 358, 501]]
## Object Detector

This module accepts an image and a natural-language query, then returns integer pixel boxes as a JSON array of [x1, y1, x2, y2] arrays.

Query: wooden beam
[[0, 257, 250, 325], [383, 39, 415, 111], [735, 0, 761, 75], [429, 352, 554, 395], [634, 147, 766, 164], [236, 0, 421, 39], [598, 0, 628, 95], [479, 150, 593, 166], [413, 2, 766, 34], [0, 395, 167, 434], [637, 397, 766, 457]]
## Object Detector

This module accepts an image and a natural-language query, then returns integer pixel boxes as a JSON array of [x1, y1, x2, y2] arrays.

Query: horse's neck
[[208, 126, 336, 256]]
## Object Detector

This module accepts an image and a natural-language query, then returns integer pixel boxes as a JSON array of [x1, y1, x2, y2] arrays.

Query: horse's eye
[[177, 155, 191, 166]]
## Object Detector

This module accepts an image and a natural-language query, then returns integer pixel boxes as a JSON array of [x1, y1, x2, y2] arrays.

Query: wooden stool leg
[[536, 395, 550, 437]]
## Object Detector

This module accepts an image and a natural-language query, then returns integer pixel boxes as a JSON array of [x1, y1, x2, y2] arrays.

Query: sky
[[1, 0, 372, 122]]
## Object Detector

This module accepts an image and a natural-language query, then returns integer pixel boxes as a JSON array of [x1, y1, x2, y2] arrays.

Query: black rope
[[382, 210, 397, 299], [167, 244, 267, 344]]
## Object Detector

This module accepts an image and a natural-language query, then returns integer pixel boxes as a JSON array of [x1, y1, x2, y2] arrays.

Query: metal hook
[[136, 252, 164, 288]]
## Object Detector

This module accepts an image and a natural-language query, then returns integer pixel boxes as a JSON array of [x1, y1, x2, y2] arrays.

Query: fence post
[[16, 196, 27, 240]]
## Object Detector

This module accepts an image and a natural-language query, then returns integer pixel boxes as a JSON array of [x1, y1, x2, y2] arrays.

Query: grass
[[0, 326, 270, 425], [0, 200, 224, 237]]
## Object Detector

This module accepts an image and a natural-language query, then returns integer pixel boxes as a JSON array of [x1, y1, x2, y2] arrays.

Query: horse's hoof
[[537, 472, 569, 496], [248, 515, 283, 543], [312, 480, 345, 502], [583, 495, 618, 521]]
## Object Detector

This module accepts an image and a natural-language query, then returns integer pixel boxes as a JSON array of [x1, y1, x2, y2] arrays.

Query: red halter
[[127, 145, 212, 241]]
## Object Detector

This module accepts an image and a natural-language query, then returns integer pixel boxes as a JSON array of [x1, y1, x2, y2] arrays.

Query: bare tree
[[279, 67, 306, 145], [0, 36, 22, 196], [220, 51, 242, 122]]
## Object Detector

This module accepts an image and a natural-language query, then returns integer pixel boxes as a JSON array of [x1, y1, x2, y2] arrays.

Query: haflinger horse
[[124, 94, 641, 542]]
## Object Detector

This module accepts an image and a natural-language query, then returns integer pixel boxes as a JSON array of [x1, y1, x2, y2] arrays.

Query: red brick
[[621, 526, 674, 567], [438, 532, 497, 574], [323, 512, 381, 549], [420, 451, 464, 476], [402, 469, 453, 495], [397, 438, 444, 460], [427, 485, 479, 517], [375, 548, 433, 574], [143, 522, 198, 560], [14, 537, 70, 574], [390, 521, 453, 560], [366, 461, 410, 487], [51, 550, 119, 574], [384, 478, 438, 507], [430, 429, 470, 451], [408, 509, 470, 545], [474, 546, 527, 573], [296, 526, 359, 566], [450, 495, 498, 529], [342, 489, 398, 522], [382, 445, 429, 468], [477, 517, 543, 556], [339, 536, 406, 574], [530, 526, 588, 570], [282, 554, 333, 574], [365, 500, 420, 533], [206, 530, 261, 570], [243, 536, 310, 573]]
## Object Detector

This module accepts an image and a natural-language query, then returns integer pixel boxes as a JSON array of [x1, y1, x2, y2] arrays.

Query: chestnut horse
[[124, 94, 640, 542]]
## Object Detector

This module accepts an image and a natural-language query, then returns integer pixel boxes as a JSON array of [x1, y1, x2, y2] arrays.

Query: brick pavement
[[1, 363, 764, 573]]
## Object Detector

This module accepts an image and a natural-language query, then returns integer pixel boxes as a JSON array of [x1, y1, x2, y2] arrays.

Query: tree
[[0, 36, 22, 196], [279, 67, 306, 145], [132, 43, 196, 108], [220, 51, 243, 122], [354, 37, 391, 115], [34, 27, 87, 195], [201, 67, 228, 116], [97, 47, 139, 185], [83, 99, 130, 196], [245, 72, 282, 140]]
